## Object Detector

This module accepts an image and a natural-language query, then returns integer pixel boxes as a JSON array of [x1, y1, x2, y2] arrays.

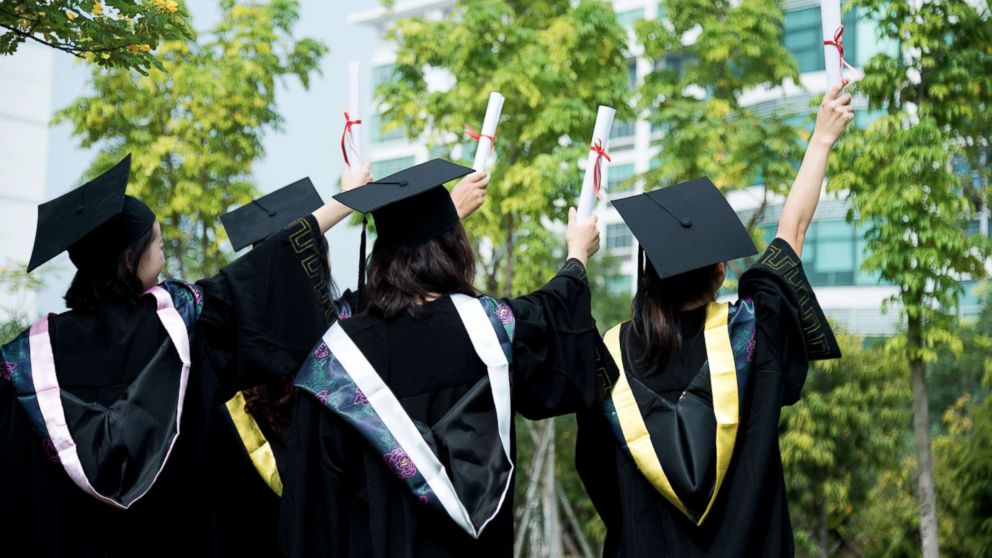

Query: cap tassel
[[357, 213, 368, 311]]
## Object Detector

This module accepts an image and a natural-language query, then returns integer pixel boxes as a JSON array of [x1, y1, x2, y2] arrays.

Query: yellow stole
[[224, 391, 283, 496], [604, 301, 739, 526]]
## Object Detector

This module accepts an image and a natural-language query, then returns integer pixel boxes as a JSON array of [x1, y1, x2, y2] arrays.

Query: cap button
[[680, 218, 692, 228]]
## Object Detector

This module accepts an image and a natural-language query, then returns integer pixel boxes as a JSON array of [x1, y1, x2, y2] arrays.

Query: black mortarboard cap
[[28, 154, 156, 273], [612, 177, 757, 279], [220, 178, 324, 251], [333, 158, 472, 306], [334, 158, 472, 245]]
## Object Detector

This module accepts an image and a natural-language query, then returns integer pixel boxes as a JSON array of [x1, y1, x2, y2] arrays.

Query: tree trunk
[[908, 315, 940, 558], [541, 420, 560, 558], [817, 480, 828, 558]]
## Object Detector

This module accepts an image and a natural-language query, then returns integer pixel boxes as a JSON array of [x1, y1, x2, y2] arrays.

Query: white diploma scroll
[[576, 105, 616, 222], [345, 60, 365, 167], [820, 0, 843, 90], [472, 92, 504, 172]]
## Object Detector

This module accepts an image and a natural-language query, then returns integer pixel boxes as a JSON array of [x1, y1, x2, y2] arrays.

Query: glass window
[[371, 156, 415, 179], [611, 120, 636, 139], [616, 8, 645, 28], [656, 1, 666, 20], [606, 223, 633, 250], [784, 7, 824, 73], [372, 64, 397, 90], [368, 114, 405, 143], [627, 59, 638, 90], [607, 275, 632, 295], [608, 163, 637, 193]]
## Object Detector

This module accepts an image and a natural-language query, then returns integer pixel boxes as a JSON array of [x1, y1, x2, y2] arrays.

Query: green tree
[[635, 0, 805, 237], [831, 3, 991, 554], [54, 0, 326, 278], [0, 0, 193, 73], [780, 331, 910, 557], [376, 0, 630, 297]]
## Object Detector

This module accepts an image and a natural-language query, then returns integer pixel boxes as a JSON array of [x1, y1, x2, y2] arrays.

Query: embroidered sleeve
[[740, 238, 841, 360], [284, 216, 335, 324]]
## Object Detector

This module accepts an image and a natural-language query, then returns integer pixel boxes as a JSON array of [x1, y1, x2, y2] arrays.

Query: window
[[616, 8, 644, 28], [611, 120, 636, 140], [784, 7, 823, 73], [606, 223, 633, 250], [372, 64, 397, 90], [608, 163, 637, 193], [371, 156, 415, 179], [656, 1, 666, 20], [627, 59, 638, 90], [606, 275, 632, 295], [784, 6, 859, 74], [368, 114, 405, 143]]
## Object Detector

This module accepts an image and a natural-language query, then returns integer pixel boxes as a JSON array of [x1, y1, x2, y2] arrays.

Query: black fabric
[[280, 260, 602, 558], [577, 238, 839, 557], [29, 154, 142, 272], [611, 177, 757, 278], [0, 215, 331, 557], [220, 178, 323, 251]]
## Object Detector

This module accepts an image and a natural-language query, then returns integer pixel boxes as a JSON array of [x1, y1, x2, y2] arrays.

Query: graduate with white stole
[[575, 81, 854, 556], [280, 159, 604, 558]]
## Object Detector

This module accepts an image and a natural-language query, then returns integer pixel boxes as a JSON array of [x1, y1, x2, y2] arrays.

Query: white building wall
[[0, 43, 54, 320]]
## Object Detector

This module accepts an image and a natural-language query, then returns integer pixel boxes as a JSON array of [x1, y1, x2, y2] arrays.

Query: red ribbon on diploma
[[823, 25, 861, 80], [341, 112, 362, 167], [465, 125, 496, 153], [590, 139, 611, 197]]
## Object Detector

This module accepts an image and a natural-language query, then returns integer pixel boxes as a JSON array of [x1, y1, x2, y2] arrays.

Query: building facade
[[350, 0, 989, 337]]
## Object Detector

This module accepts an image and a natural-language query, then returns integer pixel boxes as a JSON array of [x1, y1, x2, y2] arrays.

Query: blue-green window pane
[[617, 8, 644, 28], [627, 59, 638, 90], [372, 64, 397, 90], [656, 1, 666, 20], [371, 156, 415, 179], [815, 239, 854, 272], [818, 219, 854, 238], [611, 120, 636, 139], [606, 275, 631, 295], [840, 9, 858, 66], [368, 114, 405, 143], [784, 7, 824, 73], [608, 163, 637, 192], [606, 223, 633, 250]]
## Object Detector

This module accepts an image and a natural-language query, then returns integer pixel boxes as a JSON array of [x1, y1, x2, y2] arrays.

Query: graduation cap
[[611, 177, 757, 280], [28, 154, 156, 273], [220, 178, 324, 251], [333, 158, 473, 301]]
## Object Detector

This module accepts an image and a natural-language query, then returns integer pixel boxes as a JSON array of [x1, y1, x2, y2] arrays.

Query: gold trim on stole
[[605, 301, 739, 525], [224, 391, 284, 496]]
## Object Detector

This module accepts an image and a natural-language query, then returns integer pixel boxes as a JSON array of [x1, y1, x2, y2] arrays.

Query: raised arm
[[775, 80, 854, 257], [312, 162, 374, 234]]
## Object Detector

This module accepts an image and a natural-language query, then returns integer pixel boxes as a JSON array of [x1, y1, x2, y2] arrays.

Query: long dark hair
[[629, 257, 724, 371], [64, 227, 156, 311], [365, 224, 478, 320]]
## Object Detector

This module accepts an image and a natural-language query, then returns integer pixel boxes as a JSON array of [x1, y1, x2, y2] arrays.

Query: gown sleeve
[[738, 237, 841, 405], [507, 259, 612, 420], [195, 215, 334, 402]]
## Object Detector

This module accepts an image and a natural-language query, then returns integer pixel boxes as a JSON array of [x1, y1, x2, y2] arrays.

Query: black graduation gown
[[211, 289, 357, 558], [576, 238, 841, 557], [280, 259, 603, 558], [0, 215, 331, 558]]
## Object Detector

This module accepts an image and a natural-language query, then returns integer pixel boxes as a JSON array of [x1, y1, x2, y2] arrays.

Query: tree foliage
[[0, 0, 193, 74], [377, 0, 630, 296], [635, 0, 804, 205], [781, 331, 911, 557], [54, 0, 326, 279]]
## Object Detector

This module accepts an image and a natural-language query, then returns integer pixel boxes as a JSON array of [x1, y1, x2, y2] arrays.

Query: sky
[[39, 0, 381, 309]]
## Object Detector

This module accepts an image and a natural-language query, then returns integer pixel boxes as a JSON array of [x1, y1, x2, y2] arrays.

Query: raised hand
[[565, 207, 600, 266], [341, 162, 373, 192], [451, 171, 490, 219], [812, 79, 854, 147]]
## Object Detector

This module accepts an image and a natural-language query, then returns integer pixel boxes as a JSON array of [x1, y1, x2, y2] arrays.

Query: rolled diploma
[[820, 0, 843, 89], [576, 105, 616, 222], [347, 60, 365, 167], [472, 92, 505, 172]]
